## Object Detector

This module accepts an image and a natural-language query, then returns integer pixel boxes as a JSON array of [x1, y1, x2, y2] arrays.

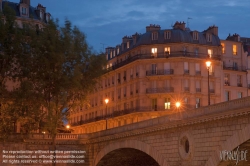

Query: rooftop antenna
[[100, 43, 106, 53], [187, 17, 192, 28]]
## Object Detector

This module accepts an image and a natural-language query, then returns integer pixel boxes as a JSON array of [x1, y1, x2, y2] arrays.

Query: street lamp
[[175, 101, 181, 120], [206, 60, 211, 105], [66, 125, 70, 133], [104, 98, 109, 130]]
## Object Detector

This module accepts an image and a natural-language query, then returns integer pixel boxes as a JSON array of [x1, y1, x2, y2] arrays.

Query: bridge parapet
[[86, 97, 250, 142]]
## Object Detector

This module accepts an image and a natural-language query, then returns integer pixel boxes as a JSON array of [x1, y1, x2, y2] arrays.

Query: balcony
[[184, 87, 190, 92], [237, 83, 242, 87], [195, 71, 201, 75], [109, 52, 221, 70], [210, 89, 215, 93], [223, 65, 246, 72], [146, 87, 174, 94], [196, 88, 201, 93], [224, 81, 230, 86], [146, 69, 174, 76], [184, 70, 189, 74]]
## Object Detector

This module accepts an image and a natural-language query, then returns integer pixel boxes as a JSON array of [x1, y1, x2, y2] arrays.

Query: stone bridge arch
[[205, 123, 250, 166], [93, 139, 170, 166]]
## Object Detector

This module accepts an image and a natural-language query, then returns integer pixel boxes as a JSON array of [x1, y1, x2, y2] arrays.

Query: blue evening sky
[[11, 0, 250, 52]]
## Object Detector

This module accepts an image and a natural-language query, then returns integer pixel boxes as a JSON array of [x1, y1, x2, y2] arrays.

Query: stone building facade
[[69, 22, 249, 134]]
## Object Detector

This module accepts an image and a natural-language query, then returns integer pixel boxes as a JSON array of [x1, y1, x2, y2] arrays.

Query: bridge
[[1, 97, 250, 166]]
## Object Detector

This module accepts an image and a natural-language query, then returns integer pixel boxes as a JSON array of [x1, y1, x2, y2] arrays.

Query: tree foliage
[[0, 4, 106, 141]]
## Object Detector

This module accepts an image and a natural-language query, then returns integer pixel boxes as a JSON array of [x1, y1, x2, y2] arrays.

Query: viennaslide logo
[[220, 146, 248, 165]]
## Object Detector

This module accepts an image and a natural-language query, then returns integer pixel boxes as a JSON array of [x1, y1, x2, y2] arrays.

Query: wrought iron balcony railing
[[109, 52, 221, 70], [223, 65, 246, 72], [146, 87, 174, 94], [146, 69, 174, 76]]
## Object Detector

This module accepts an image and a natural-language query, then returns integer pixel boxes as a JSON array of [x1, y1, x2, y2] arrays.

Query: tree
[[0, 3, 106, 147]]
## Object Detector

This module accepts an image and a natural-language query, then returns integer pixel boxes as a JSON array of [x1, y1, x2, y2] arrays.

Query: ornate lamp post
[[206, 60, 211, 105], [104, 99, 109, 130]]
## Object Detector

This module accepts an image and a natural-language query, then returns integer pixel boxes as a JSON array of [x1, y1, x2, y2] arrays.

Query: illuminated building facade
[[70, 22, 249, 134]]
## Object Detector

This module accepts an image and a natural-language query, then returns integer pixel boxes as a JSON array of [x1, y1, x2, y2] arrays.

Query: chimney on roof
[[20, 0, 30, 6], [146, 24, 161, 32], [226, 33, 240, 42], [132, 32, 139, 45], [173, 21, 186, 31], [206, 25, 218, 36]]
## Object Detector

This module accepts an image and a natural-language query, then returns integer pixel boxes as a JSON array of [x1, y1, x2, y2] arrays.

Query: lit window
[[164, 98, 171, 109], [233, 44, 237, 55], [164, 47, 170, 55], [152, 32, 158, 40], [22, 7, 27, 15], [208, 49, 212, 58], [193, 32, 198, 40], [151, 48, 157, 57], [207, 34, 212, 42], [165, 31, 171, 39], [221, 43, 225, 54]]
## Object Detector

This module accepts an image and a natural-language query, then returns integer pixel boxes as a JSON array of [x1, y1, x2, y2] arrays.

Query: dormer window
[[193, 32, 198, 40], [127, 41, 130, 49], [113, 50, 116, 57], [152, 32, 158, 40], [22, 7, 27, 15], [117, 47, 120, 55], [207, 34, 212, 42], [165, 31, 171, 39], [40, 10, 44, 20]]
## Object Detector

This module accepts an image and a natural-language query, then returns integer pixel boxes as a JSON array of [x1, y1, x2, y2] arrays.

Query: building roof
[[2, 1, 45, 22], [106, 24, 221, 57]]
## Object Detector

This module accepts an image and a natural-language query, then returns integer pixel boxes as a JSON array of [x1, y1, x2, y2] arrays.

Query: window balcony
[[195, 71, 201, 75], [184, 70, 189, 74], [223, 65, 246, 71], [146, 69, 174, 76], [237, 83, 242, 87], [210, 89, 215, 93], [184, 87, 190, 92], [196, 88, 201, 92], [224, 81, 230, 86], [146, 87, 174, 94]]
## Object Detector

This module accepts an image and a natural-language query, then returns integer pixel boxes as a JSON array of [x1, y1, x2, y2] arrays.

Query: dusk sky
[[12, 0, 250, 52]]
